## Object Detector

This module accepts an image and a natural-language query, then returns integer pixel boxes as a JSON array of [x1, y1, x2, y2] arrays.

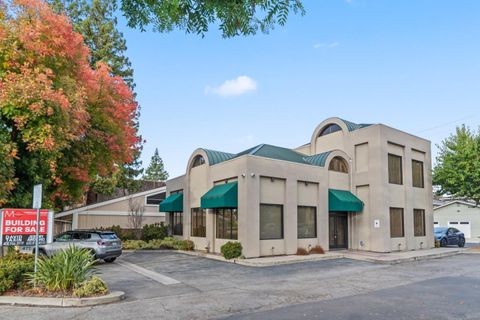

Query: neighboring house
[[434, 200, 480, 242], [55, 186, 166, 234], [160, 117, 434, 258]]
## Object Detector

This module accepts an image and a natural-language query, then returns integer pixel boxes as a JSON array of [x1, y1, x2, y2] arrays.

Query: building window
[[215, 208, 238, 240], [388, 154, 403, 185], [390, 208, 404, 238], [297, 206, 317, 239], [328, 156, 349, 173], [170, 212, 183, 236], [412, 160, 424, 188], [146, 192, 166, 205], [192, 155, 206, 168], [260, 204, 283, 240], [319, 124, 342, 136], [414, 209, 426, 237], [191, 208, 206, 237]]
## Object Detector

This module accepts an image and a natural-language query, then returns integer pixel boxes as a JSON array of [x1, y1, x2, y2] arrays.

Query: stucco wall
[[169, 118, 433, 257]]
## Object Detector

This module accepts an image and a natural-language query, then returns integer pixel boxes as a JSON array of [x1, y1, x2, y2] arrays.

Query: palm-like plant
[[30, 246, 96, 291]]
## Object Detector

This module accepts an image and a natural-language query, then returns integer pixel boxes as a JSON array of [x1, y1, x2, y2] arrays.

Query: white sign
[[374, 219, 380, 228], [33, 184, 42, 209]]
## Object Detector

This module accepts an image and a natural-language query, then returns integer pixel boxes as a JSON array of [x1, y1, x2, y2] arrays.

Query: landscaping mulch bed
[[3, 287, 108, 298]]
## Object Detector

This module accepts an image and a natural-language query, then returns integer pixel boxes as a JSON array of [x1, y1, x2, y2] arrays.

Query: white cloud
[[205, 75, 257, 97], [313, 42, 340, 49]]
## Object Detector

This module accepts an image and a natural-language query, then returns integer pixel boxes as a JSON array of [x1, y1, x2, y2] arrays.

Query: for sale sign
[[1, 209, 49, 246]]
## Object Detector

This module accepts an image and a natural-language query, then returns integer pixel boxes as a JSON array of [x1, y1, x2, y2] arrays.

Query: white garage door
[[448, 221, 471, 239]]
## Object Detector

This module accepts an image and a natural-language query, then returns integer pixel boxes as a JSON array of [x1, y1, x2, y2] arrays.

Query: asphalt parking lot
[[1, 251, 480, 320]]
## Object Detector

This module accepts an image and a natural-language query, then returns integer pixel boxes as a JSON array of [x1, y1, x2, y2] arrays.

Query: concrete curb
[[343, 250, 463, 265], [0, 291, 125, 307]]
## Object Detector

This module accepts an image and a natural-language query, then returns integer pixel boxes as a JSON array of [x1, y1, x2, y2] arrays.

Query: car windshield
[[100, 233, 118, 240], [434, 227, 447, 234]]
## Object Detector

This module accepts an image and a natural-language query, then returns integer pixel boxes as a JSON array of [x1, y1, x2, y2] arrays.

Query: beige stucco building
[[55, 186, 166, 234], [161, 117, 434, 258]]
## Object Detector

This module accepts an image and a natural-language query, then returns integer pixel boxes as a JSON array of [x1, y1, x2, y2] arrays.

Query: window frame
[[190, 208, 206, 237], [390, 207, 405, 238], [388, 153, 403, 185], [192, 155, 206, 168], [328, 156, 349, 173], [319, 124, 342, 137], [412, 160, 425, 188], [170, 212, 183, 236], [297, 206, 317, 239], [215, 208, 238, 240], [259, 203, 284, 240], [145, 192, 166, 206], [413, 209, 426, 237]]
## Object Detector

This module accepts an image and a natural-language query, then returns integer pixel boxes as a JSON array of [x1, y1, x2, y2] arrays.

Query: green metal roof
[[201, 144, 335, 168], [235, 144, 311, 165], [304, 152, 332, 167], [201, 182, 238, 209], [159, 193, 183, 212], [202, 149, 235, 165], [339, 119, 372, 132], [329, 189, 364, 212], [198, 118, 371, 167]]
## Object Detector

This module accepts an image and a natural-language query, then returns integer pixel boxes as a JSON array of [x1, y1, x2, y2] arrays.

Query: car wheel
[[104, 257, 116, 263], [440, 238, 448, 247], [458, 238, 465, 247]]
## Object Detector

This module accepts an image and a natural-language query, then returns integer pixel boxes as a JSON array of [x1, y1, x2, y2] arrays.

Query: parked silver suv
[[36, 230, 122, 263]]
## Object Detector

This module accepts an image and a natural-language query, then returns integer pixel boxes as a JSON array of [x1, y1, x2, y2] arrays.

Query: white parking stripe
[[117, 260, 180, 285]]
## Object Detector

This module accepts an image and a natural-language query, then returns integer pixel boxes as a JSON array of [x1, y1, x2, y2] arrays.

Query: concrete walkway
[[343, 247, 463, 264], [181, 247, 464, 266]]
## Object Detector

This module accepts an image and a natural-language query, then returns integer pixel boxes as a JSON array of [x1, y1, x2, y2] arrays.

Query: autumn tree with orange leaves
[[0, 0, 141, 209]]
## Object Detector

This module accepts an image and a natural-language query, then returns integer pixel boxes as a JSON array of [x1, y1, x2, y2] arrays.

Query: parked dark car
[[434, 227, 465, 247]]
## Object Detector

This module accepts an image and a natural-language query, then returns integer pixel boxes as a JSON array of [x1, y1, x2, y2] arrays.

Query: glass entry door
[[329, 212, 348, 249]]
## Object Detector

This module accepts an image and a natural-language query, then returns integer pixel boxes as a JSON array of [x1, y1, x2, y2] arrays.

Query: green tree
[[144, 148, 169, 182], [120, 0, 305, 38], [49, 0, 134, 88], [433, 125, 480, 205]]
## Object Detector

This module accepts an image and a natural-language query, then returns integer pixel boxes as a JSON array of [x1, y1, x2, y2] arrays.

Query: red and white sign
[[1, 208, 49, 235]]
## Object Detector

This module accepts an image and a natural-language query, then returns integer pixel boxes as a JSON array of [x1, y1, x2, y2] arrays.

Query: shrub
[[99, 225, 136, 241], [0, 253, 34, 294], [296, 247, 309, 256], [30, 246, 95, 291], [122, 238, 195, 251], [435, 240, 440, 248], [73, 276, 108, 297], [122, 240, 147, 250], [221, 242, 242, 260], [142, 223, 168, 241], [176, 240, 194, 251], [309, 245, 325, 254]]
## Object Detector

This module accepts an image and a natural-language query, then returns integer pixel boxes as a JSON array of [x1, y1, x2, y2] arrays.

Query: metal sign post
[[33, 184, 42, 273]]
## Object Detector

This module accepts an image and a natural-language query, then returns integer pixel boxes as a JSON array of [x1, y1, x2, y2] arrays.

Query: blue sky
[[117, 0, 480, 178]]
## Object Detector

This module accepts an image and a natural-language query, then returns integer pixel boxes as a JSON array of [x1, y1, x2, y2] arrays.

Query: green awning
[[329, 189, 364, 212], [159, 193, 183, 212], [201, 182, 238, 209]]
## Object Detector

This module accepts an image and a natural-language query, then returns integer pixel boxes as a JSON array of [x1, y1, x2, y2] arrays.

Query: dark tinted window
[[388, 154, 403, 185], [146, 192, 166, 205], [319, 124, 342, 136], [100, 233, 118, 240], [192, 155, 206, 167], [56, 233, 73, 241]]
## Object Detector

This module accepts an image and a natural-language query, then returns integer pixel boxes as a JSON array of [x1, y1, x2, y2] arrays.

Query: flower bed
[[0, 247, 108, 298]]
